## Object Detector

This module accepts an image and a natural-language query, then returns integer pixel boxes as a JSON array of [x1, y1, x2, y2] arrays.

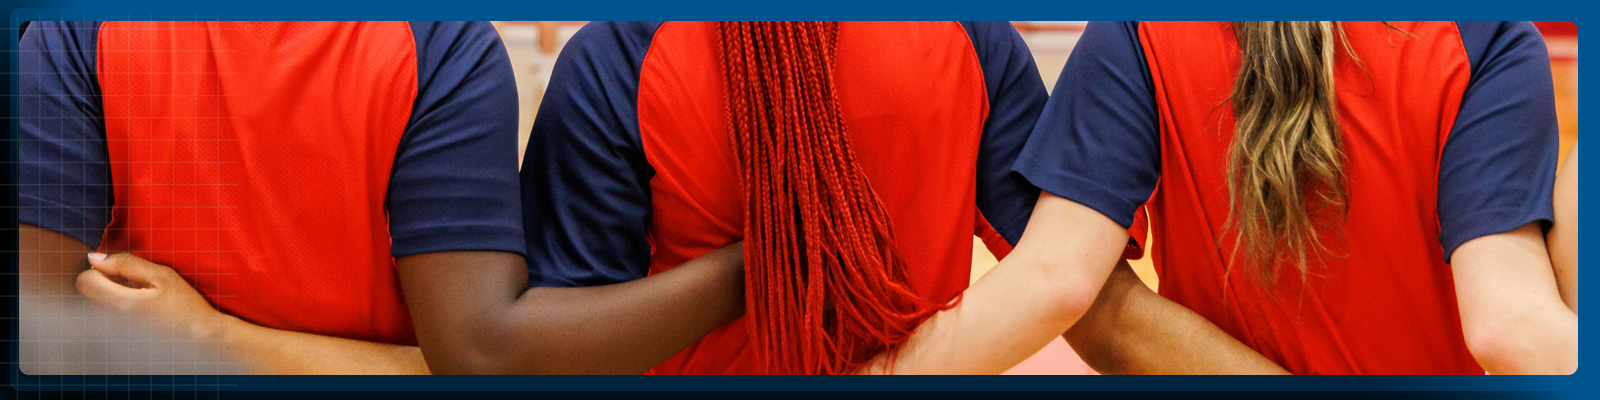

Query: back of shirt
[[1015, 21, 1558, 374], [21, 21, 525, 345], [520, 21, 1049, 374]]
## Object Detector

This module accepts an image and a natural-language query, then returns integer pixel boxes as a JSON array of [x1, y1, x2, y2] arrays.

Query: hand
[[75, 253, 236, 340]]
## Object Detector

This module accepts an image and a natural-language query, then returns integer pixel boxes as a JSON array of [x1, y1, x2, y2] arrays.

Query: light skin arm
[[396, 244, 745, 375], [70, 248, 429, 375], [1063, 260, 1289, 374], [1453, 223, 1578, 374], [858, 193, 1123, 374], [20, 224, 426, 375], [1548, 147, 1577, 314], [183, 317, 429, 375]]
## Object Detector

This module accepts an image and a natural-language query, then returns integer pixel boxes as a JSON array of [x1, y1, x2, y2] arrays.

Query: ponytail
[[1225, 21, 1351, 286], [718, 21, 950, 374]]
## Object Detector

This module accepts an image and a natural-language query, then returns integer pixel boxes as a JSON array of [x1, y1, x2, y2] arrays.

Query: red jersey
[[1013, 21, 1560, 374], [518, 21, 1051, 374], [20, 22, 527, 345]]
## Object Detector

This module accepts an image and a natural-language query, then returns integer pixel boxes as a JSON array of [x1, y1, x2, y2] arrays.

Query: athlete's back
[[519, 21, 1050, 374], [1015, 21, 1560, 374], [20, 21, 525, 345]]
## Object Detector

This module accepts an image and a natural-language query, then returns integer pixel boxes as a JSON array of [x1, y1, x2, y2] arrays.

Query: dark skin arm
[[17, 224, 93, 375], [1063, 260, 1290, 375], [396, 243, 745, 375], [18, 224, 90, 300]]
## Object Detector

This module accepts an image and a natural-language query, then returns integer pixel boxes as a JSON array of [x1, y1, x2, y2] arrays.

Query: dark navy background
[[2, 0, 1592, 396]]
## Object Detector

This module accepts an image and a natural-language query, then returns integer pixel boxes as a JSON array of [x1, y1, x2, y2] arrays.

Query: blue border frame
[[2, 0, 1592, 394]]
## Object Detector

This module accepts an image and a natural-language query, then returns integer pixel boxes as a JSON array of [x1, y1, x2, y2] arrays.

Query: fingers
[[75, 269, 145, 311], [86, 253, 176, 288]]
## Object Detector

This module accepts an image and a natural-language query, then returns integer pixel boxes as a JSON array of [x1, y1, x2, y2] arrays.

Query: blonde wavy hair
[[1224, 21, 1405, 286]]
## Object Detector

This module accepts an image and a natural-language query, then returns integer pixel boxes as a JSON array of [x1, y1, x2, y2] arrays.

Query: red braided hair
[[719, 21, 955, 375]]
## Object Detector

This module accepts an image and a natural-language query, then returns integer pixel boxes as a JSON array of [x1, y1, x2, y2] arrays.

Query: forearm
[[197, 315, 429, 375], [401, 246, 744, 375], [875, 255, 1107, 374], [1466, 303, 1577, 375], [1454, 223, 1578, 375], [1064, 261, 1288, 375], [859, 194, 1123, 375], [490, 250, 745, 374]]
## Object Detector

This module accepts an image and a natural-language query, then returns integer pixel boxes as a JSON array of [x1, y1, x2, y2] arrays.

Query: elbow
[[1461, 315, 1578, 375], [422, 315, 604, 375], [418, 317, 528, 375], [1461, 321, 1516, 373], [1044, 282, 1100, 325], [1062, 324, 1132, 375], [1037, 263, 1106, 330], [422, 342, 515, 375]]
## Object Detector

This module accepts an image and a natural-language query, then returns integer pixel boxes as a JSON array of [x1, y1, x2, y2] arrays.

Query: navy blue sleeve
[[1438, 21, 1561, 260], [1011, 21, 1159, 228], [519, 21, 661, 288], [387, 21, 526, 258], [960, 21, 1048, 245], [18, 21, 113, 248]]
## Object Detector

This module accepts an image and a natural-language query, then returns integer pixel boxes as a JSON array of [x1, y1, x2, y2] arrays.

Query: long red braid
[[719, 21, 955, 375]]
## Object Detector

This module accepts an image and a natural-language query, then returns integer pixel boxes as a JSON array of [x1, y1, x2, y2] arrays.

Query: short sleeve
[[519, 22, 661, 288], [1011, 21, 1161, 229], [19, 21, 113, 248], [960, 21, 1048, 256], [1437, 21, 1561, 260], [386, 21, 526, 258]]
